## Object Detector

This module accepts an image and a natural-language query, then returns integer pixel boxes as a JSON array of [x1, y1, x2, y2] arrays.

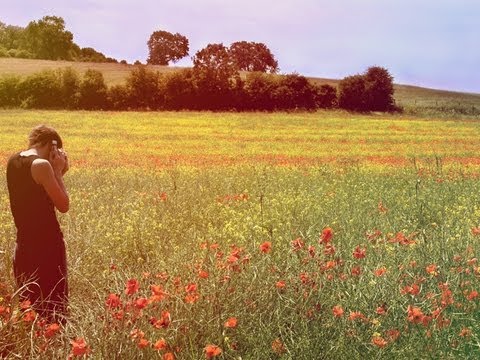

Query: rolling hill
[[1, 58, 479, 113]]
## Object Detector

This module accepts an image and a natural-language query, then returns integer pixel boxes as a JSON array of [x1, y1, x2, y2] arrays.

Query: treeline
[[0, 16, 117, 63], [0, 65, 397, 112]]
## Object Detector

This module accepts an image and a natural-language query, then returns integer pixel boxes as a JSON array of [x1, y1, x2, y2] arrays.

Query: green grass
[[0, 111, 479, 359]]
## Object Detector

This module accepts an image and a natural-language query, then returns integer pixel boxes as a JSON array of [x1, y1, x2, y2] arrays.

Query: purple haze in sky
[[2, 0, 479, 93]]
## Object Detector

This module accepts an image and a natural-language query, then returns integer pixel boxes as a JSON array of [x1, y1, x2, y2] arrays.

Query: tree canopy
[[229, 41, 278, 73], [147, 30, 189, 65]]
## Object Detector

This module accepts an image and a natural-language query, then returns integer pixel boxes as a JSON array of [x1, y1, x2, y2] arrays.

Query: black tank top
[[6, 152, 61, 242]]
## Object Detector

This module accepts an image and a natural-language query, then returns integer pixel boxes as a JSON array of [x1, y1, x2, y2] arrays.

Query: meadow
[[0, 110, 480, 359]]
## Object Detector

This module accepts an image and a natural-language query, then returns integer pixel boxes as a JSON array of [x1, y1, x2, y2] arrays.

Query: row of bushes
[[0, 67, 339, 111]]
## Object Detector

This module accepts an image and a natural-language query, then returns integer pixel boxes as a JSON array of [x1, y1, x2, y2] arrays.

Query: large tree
[[229, 41, 278, 73], [22, 16, 75, 60], [147, 30, 189, 65]]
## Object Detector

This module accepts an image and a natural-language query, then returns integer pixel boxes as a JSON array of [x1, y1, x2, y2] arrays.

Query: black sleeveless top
[[6, 152, 62, 243]]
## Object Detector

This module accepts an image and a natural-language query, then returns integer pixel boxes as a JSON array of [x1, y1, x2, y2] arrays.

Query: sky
[[1, 0, 479, 93]]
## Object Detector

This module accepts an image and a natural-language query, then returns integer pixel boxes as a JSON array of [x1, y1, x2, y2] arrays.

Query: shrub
[[364, 66, 395, 111], [18, 70, 63, 109], [125, 66, 164, 110], [274, 73, 317, 110], [315, 84, 337, 109], [243, 72, 278, 111], [338, 74, 367, 111], [163, 69, 197, 110], [78, 69, 108, 109], [108, 84, 130, 110], [60, 67, 80, 109], [0, 76, 21, 107], [0, 46, 10, 57]]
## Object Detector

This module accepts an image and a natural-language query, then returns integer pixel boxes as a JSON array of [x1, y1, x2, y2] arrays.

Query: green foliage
[[163, 69, 197, 110], [338, 67, 396, 112], [0, 75, 21, 107], [0, 46, 9, 57], [147, 30, 189, 65], [78, 69, 108, 109], [125, 66, 164, 109], [59, 67, 80, 109], [21, 16, 75, 60], [315, 84, 337, 108], [229, 41, 278, 73], [17, 69, 63, 109]]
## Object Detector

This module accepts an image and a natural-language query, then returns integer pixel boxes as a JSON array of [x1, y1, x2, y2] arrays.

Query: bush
[[60, 67, 80, 109], [18, 70, 63, 109], [315, 84, 337, 109], [163, 69, 197, 110], [125, 66, 164, 110], [78, 69, 108, 109], [338, 66, 396, 112], [0, 76, 21, 107], [108, 84, 130, 110], [0, 46, 10, 57], [243, 72, 278, 111], [274, 74, 318, 110], [338, 74, 367, 111]]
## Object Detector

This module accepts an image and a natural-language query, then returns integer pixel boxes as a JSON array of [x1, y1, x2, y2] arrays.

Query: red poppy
[[471, 227, 480, 236], [70, 338, 90, 356], [351, 266, 362, 276], [320, 227, 333, 244], [353, 246, 366, 259], [23, 309, 36, 322], [291, 237, 304, 251], [163, 353, 175, 360], [259, 241, 272, 254], [138, 338, 150, 349], [323, 244, 335, 256], [198, 270, 209, 279], [371, 335, 387, 348], [105, 293, 122, 308], [467, 290, 478, 301], [151, 310, 171, 329], [425, 264, 438, 276], [406, 305, 425, 324], [44, 323, 60, 338], [271, 338, 286, 355], [349, 311, 367, 321], [224, 317, 238, 328], [332, 305, 344, 317], [401, 283, 420, 296], [153, 338, 167, 351], [276, 280, 286, 289], [134, 297, 149, 310], [125, 279, 140, 295], [185, 283, 197, 293], [204, 344, 222, 359], [374, 267, 387, 277]]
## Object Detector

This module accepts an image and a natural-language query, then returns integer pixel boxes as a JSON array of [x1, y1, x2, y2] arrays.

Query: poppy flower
[[23, 309, 36, 322], [406, 305, 425, 324], [349, 311, 367, 321], [271, 338, 286, 355], [163, 353, 175, 360], [70, 338, 90, 356], [44, 323, 60, 338], [125, 279, 140, 295], [471, 227, 480, 236], [353, 246, 366, 259], [198, 270, 209, 279], [320, 227, 333, 244], [467, 290, 478, 301], [332, 305, 344, 317], [224, 317, 238, 328], [291, 237, 304, 251], [134, 297, 149, 310], [371, 335, 387, 348], [401, 283, 420, 296], [204, 344, 222, 359], [459, 328, 472, 337], [185, 283, 197, 293], [276, 280, 286, 289], [153, 338, 167, 351], [105, 293, 122, 308], [351, 266, 362, 276], [259, 241, 272, 254], [374, 267, 387, 277], [138, 338, 150, 349], [425, 264, 439, 276]]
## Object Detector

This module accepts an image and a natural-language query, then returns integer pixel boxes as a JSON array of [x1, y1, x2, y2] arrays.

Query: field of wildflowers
[[0, 110, 479, 359]]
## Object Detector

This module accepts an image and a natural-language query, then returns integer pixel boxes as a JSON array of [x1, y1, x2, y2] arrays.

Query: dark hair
[[28, 125, 63, 149]]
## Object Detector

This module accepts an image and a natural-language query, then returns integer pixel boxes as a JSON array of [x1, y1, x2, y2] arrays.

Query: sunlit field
[[1, 110, 480, 359]]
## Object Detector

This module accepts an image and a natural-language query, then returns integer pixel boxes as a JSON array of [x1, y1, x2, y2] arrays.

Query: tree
[[22, 16, 75, 60], [229, 41, 278, 73], [364, 66, 395, 111], [338, 74, 367, 111], [192, 43, 238, 109], [125, 66, 164, 109], [315, 84, 337, 109], [147, 30, 189, 65], [0, 22, 24, 50], [78, 69, 108, 109]]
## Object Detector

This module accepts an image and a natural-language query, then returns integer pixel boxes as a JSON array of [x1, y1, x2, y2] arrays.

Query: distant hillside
[[1, 58, 479, 114]]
